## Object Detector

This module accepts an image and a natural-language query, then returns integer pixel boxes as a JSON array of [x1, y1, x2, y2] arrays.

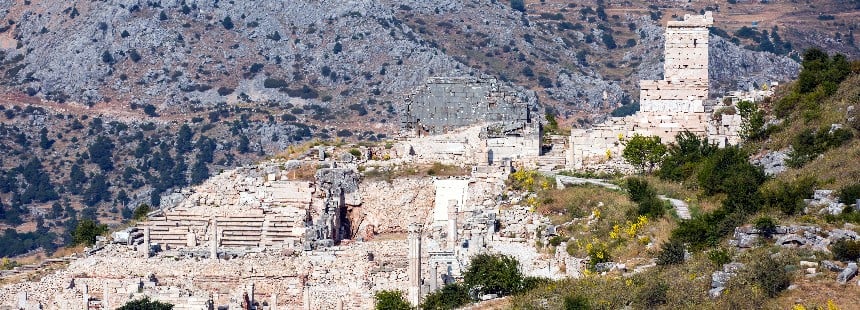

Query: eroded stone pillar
[[249, 282, 255, 306], [447, 200, 458, 249], [143, 228, 151, 258], [429, 262, 438, 292], [82, 284, 89, 310], [271, 293, 278, 310], [103, 282, 110, 310], [302, 288, 310, 310], [407, 223, 423, 306], [211, 220, 219, 259]]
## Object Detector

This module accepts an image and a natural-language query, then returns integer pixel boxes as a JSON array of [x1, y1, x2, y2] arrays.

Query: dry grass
[[773, 275, 860, 309], [361, 162, 471, 182], [774, 140, 860, 191], [644, 176, 723, 214], [283, 162, 319, 181], [537, 185, 632, 225]]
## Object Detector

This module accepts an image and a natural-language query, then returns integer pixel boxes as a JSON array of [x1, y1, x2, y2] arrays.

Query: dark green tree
[[463, 254, 523, 296], [117, 297, 174, 310], [622, 134, 667, 173], [510, 0, 525, 12], [176, 124, 193, 154], [68, 163, 88, 195], [190, 159, 209, 185], [420, 283, 471, 310], [71, 218, 108, 246], [18, 158, 58, 204], [38, 128, 54, 149], [374, 290, 411, 310], [83, 173, 110, 207], [238, 135, 250, 154], [89, 136, 115, 171]]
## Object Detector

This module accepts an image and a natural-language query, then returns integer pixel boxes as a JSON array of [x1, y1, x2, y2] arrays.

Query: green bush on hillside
[[374, 290, 411, 310], [785, 127, 854, 168], [774, 48, 852, 118], [838, 183, 860, 205], [831, 238, 860, 261], [657, 131, 716, 182]]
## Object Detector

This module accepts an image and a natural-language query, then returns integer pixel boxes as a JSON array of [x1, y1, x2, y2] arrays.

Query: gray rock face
[[837, 263, 858, 284], [711, 271, 733, 288], [708, 36, 800, 97], [821, 260, 844, 272], [751, 148, 791, 176]]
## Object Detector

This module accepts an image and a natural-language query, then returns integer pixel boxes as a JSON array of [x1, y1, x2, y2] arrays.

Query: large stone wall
[[401, 76, 537, 136]]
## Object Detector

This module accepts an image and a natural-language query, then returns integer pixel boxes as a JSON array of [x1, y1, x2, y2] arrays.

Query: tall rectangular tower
[[640, 12, 714, 113]]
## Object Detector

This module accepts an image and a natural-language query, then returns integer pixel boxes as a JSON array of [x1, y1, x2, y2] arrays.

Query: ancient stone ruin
[[568, 12, 745, 170], [399, 77, 543, 168]]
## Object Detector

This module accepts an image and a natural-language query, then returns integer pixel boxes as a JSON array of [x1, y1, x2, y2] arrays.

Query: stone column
[[302, 288, 311, 310], [210, 220, 219, 260], [429, 262, 438, 292], [447, 200, 458, 249], [143, 228, 151, 258], [249, 282, 255, 306], [407, 223, 422, 306], [16, 292, 26, 309], [103, 282, 110, 310], [83, 284, 89, 310], [271, 293, 278, 310]]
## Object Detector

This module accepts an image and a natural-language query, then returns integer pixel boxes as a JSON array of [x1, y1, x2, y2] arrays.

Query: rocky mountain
[[0, 0, 803, 123]]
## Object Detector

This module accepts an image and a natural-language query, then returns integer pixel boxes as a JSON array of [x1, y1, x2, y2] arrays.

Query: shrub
[[749, 255, 790, 297], [839, 183, 860, 204], [563, 295, 591, 310], [348, 148, 362, 159], [143, 104, 158, 117], [707, 247, 732, 267], [118, 297, 173, 310], [786, 127, 854, 168], [762, 176, 817, 215], [263, 78, 288, 89], [221, 16, 234, 30], [656, 238, 685, 265], [510, 0, 525, 12], [635, 279, 668, 308], [626, 177, 665, 218], [374, 290, 411, 310], [464, 254, 523, 296], [419, 283, 470, 310], [657, 131, 716, 181], [133, 204, 151, 220], [753, 217, 777, 238], [622, 134, 666, 173], [737, 100, 764, 140], [72, 219, 108, 246], [831, 238, 860, 261]]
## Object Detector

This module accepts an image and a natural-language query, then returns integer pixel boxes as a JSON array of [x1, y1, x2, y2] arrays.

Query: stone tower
[[640, 12, 714, 113]]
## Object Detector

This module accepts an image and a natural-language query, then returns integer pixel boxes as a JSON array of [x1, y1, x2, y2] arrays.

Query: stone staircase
[[140, 209, 306, 249]]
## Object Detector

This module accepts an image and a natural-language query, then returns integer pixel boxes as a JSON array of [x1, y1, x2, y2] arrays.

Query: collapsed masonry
[[569, 12, 742, 170], [400, 77, 543, 166]]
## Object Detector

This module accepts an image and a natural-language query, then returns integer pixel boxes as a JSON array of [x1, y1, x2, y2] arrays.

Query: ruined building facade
[[400, 77, 543, 166]]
